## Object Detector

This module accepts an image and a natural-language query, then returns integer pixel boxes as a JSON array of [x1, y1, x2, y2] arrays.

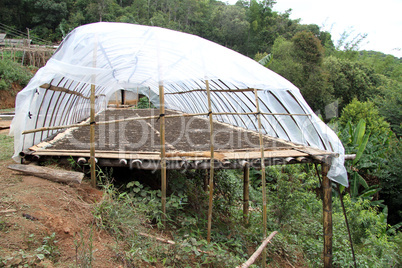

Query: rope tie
[[157, 113, 165, 122]]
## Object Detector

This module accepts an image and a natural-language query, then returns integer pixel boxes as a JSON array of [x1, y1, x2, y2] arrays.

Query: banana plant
[[258, 53, 273, 67], [339, 119, 371, 199]]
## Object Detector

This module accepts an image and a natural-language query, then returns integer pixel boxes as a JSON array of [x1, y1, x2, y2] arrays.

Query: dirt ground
[[0, 119, 122, 267]]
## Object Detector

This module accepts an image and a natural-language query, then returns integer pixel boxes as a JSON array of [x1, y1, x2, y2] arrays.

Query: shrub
[[0, 59, 33, 91]]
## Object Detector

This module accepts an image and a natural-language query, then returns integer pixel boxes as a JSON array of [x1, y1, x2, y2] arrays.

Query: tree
[[22, 0, 69, 41], [323, 56, 382, 110], [339, 99, 390, 137], [210, 5, 250, 51], [373, 80, 402, 137], [268, 33, 334, 115]]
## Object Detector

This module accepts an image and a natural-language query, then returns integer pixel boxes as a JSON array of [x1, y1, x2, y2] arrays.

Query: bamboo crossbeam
[[21, 111, 309, 135], [165, 88, 262, 95], [40, 83, 106, 100], [213, 112, 310, 116]]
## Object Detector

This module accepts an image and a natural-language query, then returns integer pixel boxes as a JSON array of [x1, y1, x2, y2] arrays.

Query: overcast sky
[[227, 0, 402, 58]]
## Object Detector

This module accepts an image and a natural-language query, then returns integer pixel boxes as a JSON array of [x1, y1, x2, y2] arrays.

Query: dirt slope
[[0, 158, 121, 267]]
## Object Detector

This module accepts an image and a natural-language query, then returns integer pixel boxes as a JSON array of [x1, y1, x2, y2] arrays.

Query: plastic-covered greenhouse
[[10, 22, 347, 186]]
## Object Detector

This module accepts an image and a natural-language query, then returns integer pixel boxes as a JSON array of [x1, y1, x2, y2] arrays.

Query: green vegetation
[[1, 232, 60, 267], [0, 58, 33, 91], [89, 166, 401, 267], [0, 134, 14, 161]]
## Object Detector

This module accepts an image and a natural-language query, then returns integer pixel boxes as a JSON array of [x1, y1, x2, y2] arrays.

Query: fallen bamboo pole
[[236, 231, 278, 268], [206, 79, 215, 243], [254, 88, 268, 268]]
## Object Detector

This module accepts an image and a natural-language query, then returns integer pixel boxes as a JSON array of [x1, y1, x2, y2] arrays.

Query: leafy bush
[[136, 96, 155, 109], [0, 59, 33, 91]]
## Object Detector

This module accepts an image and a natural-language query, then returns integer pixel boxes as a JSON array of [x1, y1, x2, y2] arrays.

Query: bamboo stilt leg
[[90, 83, 96, 187], [322, 164, 332, 268], [206, 80, 215, 243], [254, 88, 267, 267], [243, 164, 250, 224], [90, 36, 98, 188], [159, 84, 167, 224]]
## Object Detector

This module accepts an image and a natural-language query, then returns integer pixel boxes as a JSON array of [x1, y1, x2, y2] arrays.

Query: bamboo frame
[[206, 79, 215, 243], [18, 75, 338, 268], [254, 88, 267, 267]]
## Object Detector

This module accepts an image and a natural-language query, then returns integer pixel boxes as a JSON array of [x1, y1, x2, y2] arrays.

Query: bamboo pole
[[322, 163, 332, 268], [159, 84, 167, 223], [90, 83, 96, 187], [149, 87, 151, 108], [90, 36, 98, 188], [243, 164, 250, 224], [136, 86, 139, 108], [236, 231, 278, 268], [206, 79, 215, 243], [254, 88, 267, 268], [165, 88, 262, 95]]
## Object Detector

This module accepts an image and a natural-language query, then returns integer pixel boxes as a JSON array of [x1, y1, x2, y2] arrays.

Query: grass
[[0, 108, 15, 113], [0, 134, 13, 161]]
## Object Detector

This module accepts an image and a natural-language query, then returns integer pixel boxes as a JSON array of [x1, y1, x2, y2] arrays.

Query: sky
[[227, 0, 402, 58]]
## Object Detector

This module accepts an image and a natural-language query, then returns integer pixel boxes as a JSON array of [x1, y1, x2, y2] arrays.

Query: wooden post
[[115, 91, 119, 108], [159, 84, 167, 223], [254, 88, 267, 267], [322, 163, 332, 268], [243, 164, 250, 224], [121, 89, 125, 105], [206, 80, 215, 243], [149, 87, 151, 108], [90, 36, 98, 188], [136, 86, 139, 108]]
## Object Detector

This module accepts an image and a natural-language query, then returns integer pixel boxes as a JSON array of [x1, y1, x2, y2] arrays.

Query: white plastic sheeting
[[10, 22, 348, 186]]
